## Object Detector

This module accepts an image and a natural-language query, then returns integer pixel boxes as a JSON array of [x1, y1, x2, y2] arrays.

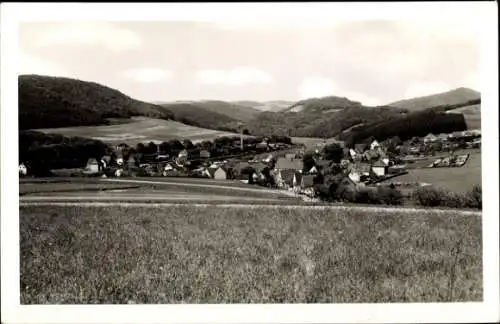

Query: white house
[[85, 158, 100, 173], [116, 157, 124, 165], [19, 163, 28, 176], [371, 160, 388, 177], [348, 171, 361, 183], [308, 166, 319, 174], [370, 140, 380, 151], [164, 163, 174, 171]]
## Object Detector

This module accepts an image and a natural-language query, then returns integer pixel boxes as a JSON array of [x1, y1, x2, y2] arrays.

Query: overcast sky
[[19, 19, 481, 105]]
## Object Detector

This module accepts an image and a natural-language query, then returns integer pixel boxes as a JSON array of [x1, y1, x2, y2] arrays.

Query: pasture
[[292, 137, 340, 150], [20, 204, 482, 304], [390, 151, 481, 193], [34, 117, 248, 145]]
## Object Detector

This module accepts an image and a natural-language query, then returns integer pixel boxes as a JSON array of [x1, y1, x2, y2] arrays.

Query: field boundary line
[[19, 201, 482, 216], [100, 178, 298, 197]]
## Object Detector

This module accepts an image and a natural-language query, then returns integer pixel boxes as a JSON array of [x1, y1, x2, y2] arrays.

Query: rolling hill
[[156, 102, 243, 133], [159, 100, 261, 122], [245, 95, 406, 138], [19, 75, 174, 130], [388, 87, 480, 112]]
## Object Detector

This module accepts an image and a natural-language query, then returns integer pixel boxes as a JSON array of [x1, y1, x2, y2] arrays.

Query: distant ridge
[[388, 87, 480, 112]]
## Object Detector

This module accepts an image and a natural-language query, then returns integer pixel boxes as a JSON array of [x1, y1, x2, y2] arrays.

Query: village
[[19, 129, 481, 200]]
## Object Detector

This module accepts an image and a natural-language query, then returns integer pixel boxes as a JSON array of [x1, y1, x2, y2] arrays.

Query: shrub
[[412, 186, 443, 207], [441, 191, 467, 208], [464, 185, 482, 209], [377, 186, 404, 205], [353, 187, 382, 205]]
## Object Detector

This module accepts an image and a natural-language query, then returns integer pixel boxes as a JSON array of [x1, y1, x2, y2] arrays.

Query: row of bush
[[316, 181, 482, 210], [412, 185, 482, 209]]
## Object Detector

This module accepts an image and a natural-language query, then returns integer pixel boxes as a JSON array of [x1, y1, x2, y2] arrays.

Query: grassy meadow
[[20, 205, 482, 304], [391, 151, 481, 193]]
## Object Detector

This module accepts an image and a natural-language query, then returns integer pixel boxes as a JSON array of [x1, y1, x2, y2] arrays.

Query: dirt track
[[18, 199, 482, 216]]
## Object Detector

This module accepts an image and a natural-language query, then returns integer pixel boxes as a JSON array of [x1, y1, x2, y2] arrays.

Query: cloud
[[121, 68, 174, 83], [196, 67, 273, 86], [19, 52, 69, 77], [298, 77, 338, 99], [35, 22, 142, 51]]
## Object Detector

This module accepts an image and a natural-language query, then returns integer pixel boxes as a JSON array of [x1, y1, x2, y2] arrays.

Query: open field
[[292, 137, 340, 150], [34, 117, 248, 145], [20, 204, 482, 304], [19, 177, 300, 203], [388, 151, 481, 193]]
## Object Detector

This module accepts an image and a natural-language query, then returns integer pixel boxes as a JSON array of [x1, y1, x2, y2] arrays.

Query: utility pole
[[240, 130, 244, 151]]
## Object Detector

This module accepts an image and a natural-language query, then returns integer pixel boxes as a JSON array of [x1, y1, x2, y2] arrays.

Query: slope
[[19, 75, 174, 130], [157, 102, 243, 132], [246, 95, 405, 138], [388, 87, 480, 112], [159, 100, 261, 122]]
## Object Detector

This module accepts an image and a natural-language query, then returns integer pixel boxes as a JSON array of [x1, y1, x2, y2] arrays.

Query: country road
[[100, 178, 299, 197], [18, 199, 482, 216]]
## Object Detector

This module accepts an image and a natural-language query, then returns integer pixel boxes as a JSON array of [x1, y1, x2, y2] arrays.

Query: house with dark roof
[[275, 157, 303, 171], [274, 168, 296, 189]]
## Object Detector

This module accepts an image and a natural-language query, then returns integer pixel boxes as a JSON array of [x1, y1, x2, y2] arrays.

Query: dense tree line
[[19, 75, 174, 130], [19, 131, 109, 174], [246, 105, 405, 138], [339, 109, 468, 147]]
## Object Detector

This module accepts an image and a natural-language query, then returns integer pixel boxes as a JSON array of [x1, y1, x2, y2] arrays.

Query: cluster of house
[[428, 154, 470, 168], [420, 129, 481, 149]]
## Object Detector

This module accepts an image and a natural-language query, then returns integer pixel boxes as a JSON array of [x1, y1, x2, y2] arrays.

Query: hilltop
[[388, 87, 480, 112], [246, 95, 405, 138], [19, 75, 174, 130], [285, 96, 365, 113]]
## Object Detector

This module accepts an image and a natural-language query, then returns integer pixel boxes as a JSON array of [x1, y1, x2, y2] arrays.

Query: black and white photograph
[[1, 2, 499, 324]]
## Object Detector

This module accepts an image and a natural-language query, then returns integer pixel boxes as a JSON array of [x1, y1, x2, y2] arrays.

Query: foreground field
[[34, 117, 247, 145], [20, 205, 482, 304]]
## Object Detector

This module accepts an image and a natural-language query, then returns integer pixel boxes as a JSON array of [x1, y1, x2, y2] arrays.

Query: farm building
[[85, 158, 101, 174], [371, 160, 389, 177]]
